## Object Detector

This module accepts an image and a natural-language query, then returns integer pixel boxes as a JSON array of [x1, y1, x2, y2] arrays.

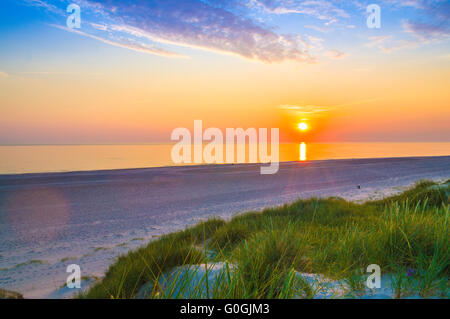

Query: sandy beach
[[0, 156, 449, 298]]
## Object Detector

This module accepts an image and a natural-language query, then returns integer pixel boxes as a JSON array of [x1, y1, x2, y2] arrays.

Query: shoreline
[[0, 154, 449, 178]]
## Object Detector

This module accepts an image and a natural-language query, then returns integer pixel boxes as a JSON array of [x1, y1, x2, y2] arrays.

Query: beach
[[0, 156, 449, 298]]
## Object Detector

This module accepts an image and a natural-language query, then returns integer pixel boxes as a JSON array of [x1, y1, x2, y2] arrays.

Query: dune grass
[[82, 180, 449, 299]]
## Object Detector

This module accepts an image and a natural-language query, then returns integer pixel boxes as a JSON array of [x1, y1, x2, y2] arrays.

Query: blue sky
[[1, 0, 449, 68]]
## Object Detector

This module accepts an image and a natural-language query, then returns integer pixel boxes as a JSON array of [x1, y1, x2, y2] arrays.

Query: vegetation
[[82, 180, 449, 299], [0, 288, 23, 299]]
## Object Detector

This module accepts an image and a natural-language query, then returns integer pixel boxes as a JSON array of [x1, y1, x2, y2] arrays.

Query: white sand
[[0, 156, 449, 298]]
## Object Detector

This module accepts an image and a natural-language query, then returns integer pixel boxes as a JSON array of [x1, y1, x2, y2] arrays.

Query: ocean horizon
[[0, 142, 449, 175]]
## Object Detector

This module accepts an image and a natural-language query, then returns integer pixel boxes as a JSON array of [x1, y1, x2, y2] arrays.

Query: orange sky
[[0, 1, 449, 144], [1, 53, 448, 144]]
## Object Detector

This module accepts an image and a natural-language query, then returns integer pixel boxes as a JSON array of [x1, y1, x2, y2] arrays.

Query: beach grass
[[81, 180, 449, 299]]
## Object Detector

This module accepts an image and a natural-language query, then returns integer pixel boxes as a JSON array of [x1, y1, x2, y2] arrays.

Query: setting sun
[[298, 122, 308, 131]]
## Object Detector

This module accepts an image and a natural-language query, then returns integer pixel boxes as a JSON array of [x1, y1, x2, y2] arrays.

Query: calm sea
[[0, 143, 449, 174]]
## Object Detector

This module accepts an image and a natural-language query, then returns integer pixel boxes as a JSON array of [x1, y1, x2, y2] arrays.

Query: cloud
[[300, 36, 324, 51], [279, 99, 382, 115], [382, 0, 423, 8], [92, 0, 316, 63], [0, 71, 8, 78], [324, 49, 348, 59], [279, 104, 332, 116], [366, 35, 391, 46], [304, 24, 331, 33], [23, 0, 64, 14], [252, 1, 353, 34], [325, 18, 337, 26], [20, 71, 103, 75], [252, 0, 349, 22], [365, 35, 390, 51], [26, 0, 316, 63], [362, 1, 450, 50], [21, 71, 76, 75], [90, 23, 108, 31], [51, 24, 188, 58], [21, 0, 450, 63], [365, 35, 417, 53], [401, 0, 450, 42], [403, 21, 450, 42]]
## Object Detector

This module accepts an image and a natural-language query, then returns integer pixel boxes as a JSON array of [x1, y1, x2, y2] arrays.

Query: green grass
[[83, 219, 225, 298], [82, 180, 449, 299]]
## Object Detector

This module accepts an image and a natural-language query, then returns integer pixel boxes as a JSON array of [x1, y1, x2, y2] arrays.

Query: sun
[[298, 122, 308, 131]]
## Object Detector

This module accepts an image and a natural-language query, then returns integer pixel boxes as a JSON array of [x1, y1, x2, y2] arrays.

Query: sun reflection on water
[[299, 142, 306, 161]]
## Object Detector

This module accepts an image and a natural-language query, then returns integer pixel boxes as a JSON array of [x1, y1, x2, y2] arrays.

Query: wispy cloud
[[22, 0, 449, 62], [23, 0, 64, 14], [300, 36, 324, 51], [20, 71, 103, 75], [21, 71, 76, 75], [279, 104, 332, 116], [366, 35, 392, 47], [91, 0, 316, 63], [324, 49, 348, 59], [401, 0, 450, 42], [27, 0, 316, 63], [251, 0, 349, 22], [51, 24, 188, 58], [0, 71, 9, 78], [364, 1, 449, 51], [365, 35, 417, 53], [279, 98, 382, 115], [403, 21, 450, 42], [382, 0, 425, 9], [304, 24, 331, 33], [90, 23, 108, 31]]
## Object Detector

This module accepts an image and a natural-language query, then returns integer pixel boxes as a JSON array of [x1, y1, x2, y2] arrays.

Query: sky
[[0, 0, 449, 144]]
